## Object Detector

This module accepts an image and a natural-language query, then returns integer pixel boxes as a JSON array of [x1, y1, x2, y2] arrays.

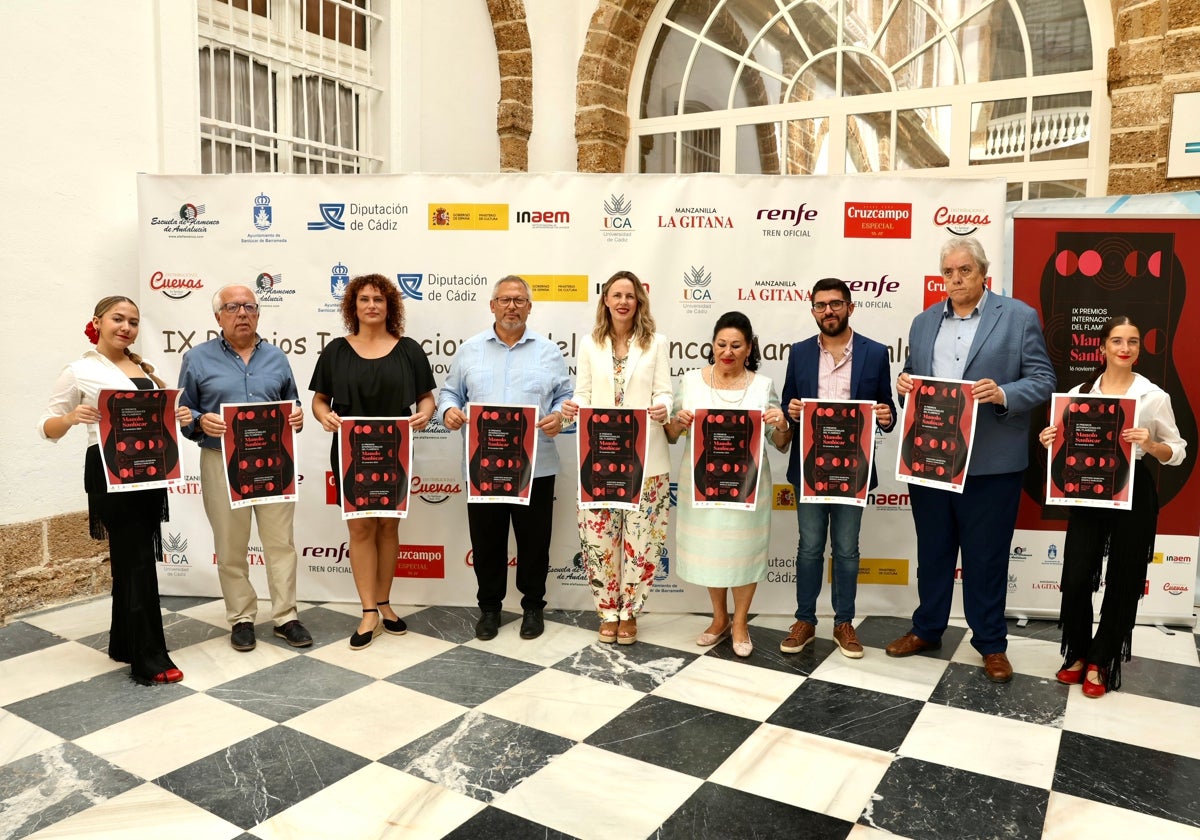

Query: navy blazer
[[781, 331, 897, 490], [903, 292, 1055, 476]]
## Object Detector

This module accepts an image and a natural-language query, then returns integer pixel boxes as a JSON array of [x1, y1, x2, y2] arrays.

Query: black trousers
[[1058, 461, 1158, 689], [467, 475, 555, 611]]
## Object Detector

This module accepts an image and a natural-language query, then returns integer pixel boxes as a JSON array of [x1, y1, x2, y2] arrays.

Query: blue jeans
[[794, 500, 864, 626]]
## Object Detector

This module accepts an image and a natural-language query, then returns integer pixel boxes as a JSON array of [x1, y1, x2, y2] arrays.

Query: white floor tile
[[252, 763, 484, 840], [75, 693, 274, 779], [898, 703, 1062, 789], [478, 668, 642, 741], [809, 646, 948, 701], [651, 653, 804, 720], [1043, 790, 1200, 840], [167, 633, 297, 692], [0, 642, 123, 706], [24, 782, 240, 839], [23, 598, 115, 639], [285, 681, 466, 761], [0, 709, 63, 766], [1063, 689, 1200, 761], [307, 630, 457, 680], [495, 743, 702, 840], [461, 620, 594, 667], [709, 723, 893, 823]]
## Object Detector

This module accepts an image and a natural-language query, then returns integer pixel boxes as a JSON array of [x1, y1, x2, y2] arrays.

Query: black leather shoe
[[519, 609, 544, 640], [231, 621, 256, 651], [273, 619, 313, 647], [476, 610, 501, 641]]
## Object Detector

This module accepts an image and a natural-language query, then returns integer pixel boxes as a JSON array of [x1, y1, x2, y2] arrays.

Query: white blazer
[[574, 332, 673, 477]]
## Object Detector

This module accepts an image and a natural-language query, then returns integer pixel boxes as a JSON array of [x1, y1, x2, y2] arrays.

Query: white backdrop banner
[[139, 172, 1016, 619]]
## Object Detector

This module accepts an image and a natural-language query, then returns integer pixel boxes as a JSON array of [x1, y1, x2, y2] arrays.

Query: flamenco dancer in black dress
[[39, 296, 192, 684], [1039, 316, 1187, 697]]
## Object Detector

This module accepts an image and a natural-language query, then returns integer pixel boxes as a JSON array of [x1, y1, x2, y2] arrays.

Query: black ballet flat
[[377, 601, 407, 635]]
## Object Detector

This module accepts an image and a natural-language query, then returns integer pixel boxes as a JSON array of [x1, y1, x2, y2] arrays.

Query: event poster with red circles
[[1045, 393, 1137, 510], [220, 402, 297, 508], [895, 376, 977, 493], [577, 407, 648, 511], [466, 404, 537, 504], [799, 400, 875, 506], [338, 417, 413, 519], [97, 388, 183, 492], [690, 407, 764, 510]]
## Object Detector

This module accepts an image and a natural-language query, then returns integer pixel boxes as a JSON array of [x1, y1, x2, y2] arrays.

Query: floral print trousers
[[577, 473, 670, 621]]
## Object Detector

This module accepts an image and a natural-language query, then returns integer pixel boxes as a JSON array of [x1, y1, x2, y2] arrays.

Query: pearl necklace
[[707, 366, 749, 405]]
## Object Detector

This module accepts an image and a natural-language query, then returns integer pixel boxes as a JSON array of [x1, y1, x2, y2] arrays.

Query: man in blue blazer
[[779, 278, 897, 658], [885, 237, 1055, 683]]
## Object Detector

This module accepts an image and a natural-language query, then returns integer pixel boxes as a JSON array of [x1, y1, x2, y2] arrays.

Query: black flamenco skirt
[[84, 445, 177, 682]]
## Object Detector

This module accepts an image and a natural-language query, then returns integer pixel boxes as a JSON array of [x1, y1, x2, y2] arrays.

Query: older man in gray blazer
[[885, 237, 1055, 683]]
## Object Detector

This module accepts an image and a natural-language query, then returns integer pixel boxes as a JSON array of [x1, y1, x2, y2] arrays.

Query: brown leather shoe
[[885, 632, 941, 657], [833, 622, 864, 659], [983, 652, 1013, 683], [780, 620, 815, 654]]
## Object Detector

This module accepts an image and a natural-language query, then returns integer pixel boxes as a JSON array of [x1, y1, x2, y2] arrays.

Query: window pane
[[686, 43, 739, 111], [970, 97, 1027, 164], [847, 111, 892, 172], [958, 2, 1026, 83], [682, 128, 720, 173], [303, 0, 368, 50], [787, 117, 829, 175], [1028, 179, 1086, 199], [1030, 92, 1090, 161], [897, 105, 951, 170], [736, 122, 781, 175], [641, 26, 693, 118], [1007, 182, 1025, 201], [639, 132, 677, 173], [1020, 0, 1092, 74]]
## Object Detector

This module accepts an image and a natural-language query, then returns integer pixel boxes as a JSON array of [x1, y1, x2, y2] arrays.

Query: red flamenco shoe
[[1081, 664, 1106, 698], [1056, 660, 1085, 685], [153, 668, 184, 684]]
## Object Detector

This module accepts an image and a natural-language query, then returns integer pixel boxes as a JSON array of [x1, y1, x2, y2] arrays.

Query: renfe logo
[[844, 202, 912, 239]]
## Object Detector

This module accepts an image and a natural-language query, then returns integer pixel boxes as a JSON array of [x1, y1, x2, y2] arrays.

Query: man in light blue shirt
[[438, 276, 573, 641], [178, 284, 310, 653]]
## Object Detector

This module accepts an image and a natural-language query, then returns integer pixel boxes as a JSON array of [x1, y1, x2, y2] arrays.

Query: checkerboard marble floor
[[2, 596, 1198, 839]]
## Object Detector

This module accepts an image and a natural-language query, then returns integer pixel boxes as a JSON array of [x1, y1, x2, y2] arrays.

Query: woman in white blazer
[[562, 271, 672, 644]]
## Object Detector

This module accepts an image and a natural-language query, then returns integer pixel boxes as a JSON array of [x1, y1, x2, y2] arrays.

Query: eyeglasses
[[493, 297, 530, 308], [220, 302, 260, 314], [811, 300, 848, 313]]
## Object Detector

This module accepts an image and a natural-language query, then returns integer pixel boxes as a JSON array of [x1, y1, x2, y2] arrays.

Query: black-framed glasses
[[811, 300, 848, 313], [493, 296, 530, 307], [220, 302, 260, 314]]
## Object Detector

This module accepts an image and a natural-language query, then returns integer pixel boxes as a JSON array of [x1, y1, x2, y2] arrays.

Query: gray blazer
[[903, 293, 1055, 475]]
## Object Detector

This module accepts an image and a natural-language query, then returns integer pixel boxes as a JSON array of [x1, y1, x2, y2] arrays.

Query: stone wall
[[1, 512, 109, 623], [1108, 0, 1200, 194]]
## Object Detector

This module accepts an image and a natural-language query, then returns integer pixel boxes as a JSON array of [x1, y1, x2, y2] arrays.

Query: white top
[[39, 350, 158, 448], [1070, 372, 1187, 466]]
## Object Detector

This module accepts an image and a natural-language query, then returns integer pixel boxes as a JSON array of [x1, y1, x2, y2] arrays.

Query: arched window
[[633, 0, 1111, 199]]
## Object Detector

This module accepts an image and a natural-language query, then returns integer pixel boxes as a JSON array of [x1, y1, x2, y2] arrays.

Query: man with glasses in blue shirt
[[438, 276, 573, 642], [779, 277, 896, 658], [178, 284, 311, 652]]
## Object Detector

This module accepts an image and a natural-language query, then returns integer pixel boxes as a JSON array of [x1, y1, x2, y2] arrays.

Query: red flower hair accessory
[[85, 321, 100, 345]]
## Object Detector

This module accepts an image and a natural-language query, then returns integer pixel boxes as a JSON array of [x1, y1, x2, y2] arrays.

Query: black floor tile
[[553, 640, 695, 692], [381, 710, 573, 803], [0, 621, 65, 661], [154, 725, 368, 829], [387, 646, 541, 707], [657, 782, 855, 840], [206, 655, 373, 722], [768, 678, 923, 753], [862, 754, 1050, 840], [584, 695, 760, 777], [443, 805, 580, 839], [1054, 730, 1200, 828], [929, 661, 1068, 726], [401, 606, 518, 644], [854, 615, 967, 661]]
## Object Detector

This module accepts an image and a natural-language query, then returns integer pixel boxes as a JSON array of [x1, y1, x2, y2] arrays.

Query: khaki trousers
[[199, 447, 299, 626]]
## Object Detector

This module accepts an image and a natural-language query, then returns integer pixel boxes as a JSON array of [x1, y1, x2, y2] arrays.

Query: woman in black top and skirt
[[39, 296, 192, 684], [310, 274, 436, 649]]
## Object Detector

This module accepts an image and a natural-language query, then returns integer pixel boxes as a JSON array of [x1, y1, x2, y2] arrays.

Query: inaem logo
[[330, 263, 350, 300], [253, 193, 272, 231], [308, 203, 346, 231], [397, 274, 423, 300]]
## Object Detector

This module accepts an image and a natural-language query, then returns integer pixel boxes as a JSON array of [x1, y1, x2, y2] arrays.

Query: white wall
[[3, 0, 601, 526], [2, 0, 199, 525]]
